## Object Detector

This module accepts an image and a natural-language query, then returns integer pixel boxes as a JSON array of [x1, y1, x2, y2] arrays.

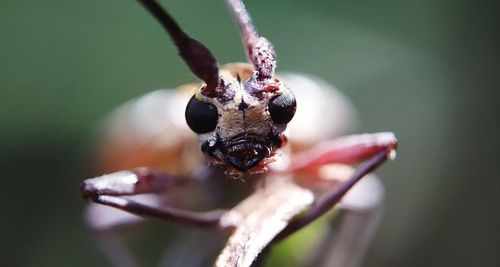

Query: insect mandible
[[81, 0, 398, 266]]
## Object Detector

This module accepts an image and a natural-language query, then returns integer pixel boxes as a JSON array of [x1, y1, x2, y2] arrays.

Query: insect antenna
[[226, 0, 277, 80], [138, 0, 220, 93]]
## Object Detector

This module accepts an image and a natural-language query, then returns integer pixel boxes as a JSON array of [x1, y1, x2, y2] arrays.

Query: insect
[[81, 0, 397, 266]]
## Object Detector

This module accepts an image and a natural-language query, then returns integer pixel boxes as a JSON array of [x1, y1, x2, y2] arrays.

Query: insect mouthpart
[[203, 134, 277, 173], [223, 140, 270, 172]]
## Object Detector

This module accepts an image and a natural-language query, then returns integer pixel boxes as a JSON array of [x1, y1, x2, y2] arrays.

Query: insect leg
[[276, 132, 397, 239], [81, 168, 227, 229], [305, 174, 384, 267], [82, 168, 221, 267], [287, 132, 397, 172]]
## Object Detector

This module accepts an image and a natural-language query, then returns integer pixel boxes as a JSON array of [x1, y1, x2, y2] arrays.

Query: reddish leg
[[82, 168, 229, 267], [287, 132, 397, 173], [306, 174, 385, 267], [276, 132, 397, 240], [81, 168, 227, 229]]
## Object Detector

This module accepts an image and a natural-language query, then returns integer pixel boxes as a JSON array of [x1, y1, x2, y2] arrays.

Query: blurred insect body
[[81, 0, 397, 266]]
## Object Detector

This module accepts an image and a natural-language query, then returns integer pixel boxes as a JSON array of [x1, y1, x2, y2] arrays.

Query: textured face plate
[[192, 64, 292, 175]]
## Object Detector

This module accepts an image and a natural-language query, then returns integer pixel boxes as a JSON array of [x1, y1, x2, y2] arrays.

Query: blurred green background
[[1, 0, 498, 266]]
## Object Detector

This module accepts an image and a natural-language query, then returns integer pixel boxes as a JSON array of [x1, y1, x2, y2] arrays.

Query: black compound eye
[[185, 95, 218, 133], [268, 89, 296, 124]]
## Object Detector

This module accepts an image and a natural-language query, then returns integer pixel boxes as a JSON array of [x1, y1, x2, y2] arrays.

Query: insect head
[[140, 0, 296, 174]]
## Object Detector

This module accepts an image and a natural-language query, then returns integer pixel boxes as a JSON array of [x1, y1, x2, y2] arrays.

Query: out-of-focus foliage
[[1, 0, 498, 266]]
